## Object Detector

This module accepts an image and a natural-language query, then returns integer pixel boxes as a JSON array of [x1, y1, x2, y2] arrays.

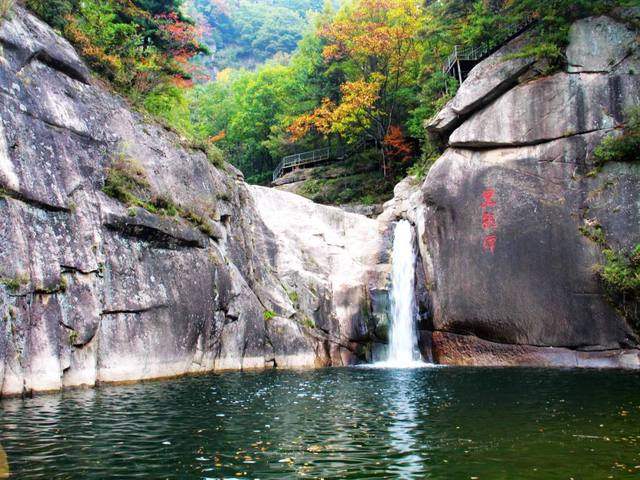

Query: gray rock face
[[566, 16, 638, 73], [427, 32, 537, 135], [449, 72, 639, 147], [411, 13, 640, 367], [0, 7, 389, 397]]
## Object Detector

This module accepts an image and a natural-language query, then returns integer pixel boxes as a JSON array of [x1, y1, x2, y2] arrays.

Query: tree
[[288, 0, 423, 176]]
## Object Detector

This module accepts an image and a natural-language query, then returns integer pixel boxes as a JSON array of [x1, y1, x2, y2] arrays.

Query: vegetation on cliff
[[600, 245, 640, 333], [585, 108, 640, 332], [24, 0, 636, 196], [595, 107, 640, 166]]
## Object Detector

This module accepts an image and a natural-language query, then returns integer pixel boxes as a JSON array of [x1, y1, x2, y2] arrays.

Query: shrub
[[579, 223, 606, 246], [205, 144, 225, 168], [102, 155, 151, 206], [598, 244, 640, 333], [1, 273, 29, 293], [287, 290, 299, 304], [150, 195, 178, 217], [0, 0, 13, 19], [301, 317, 316, 329], [594, 108, 640, 166], [25, 0, 73, 29], [263, 310, 276, 321], [144, 84, 194, 136]]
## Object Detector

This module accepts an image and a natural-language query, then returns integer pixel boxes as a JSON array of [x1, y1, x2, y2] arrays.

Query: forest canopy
[[23, 0, 638, 189], [185, 0, 327, 73]]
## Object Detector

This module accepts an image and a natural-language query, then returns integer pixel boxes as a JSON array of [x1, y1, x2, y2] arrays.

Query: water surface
[[1, 367, 639, 479]]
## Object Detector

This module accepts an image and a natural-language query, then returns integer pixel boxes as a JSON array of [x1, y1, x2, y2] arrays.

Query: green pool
[[1, 367, 639, 479]]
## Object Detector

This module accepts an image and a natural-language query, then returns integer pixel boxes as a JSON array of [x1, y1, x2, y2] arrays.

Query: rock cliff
[[1, 7, 638, 397], [416, 12, 640, 367], [0, 7, 392, 397]]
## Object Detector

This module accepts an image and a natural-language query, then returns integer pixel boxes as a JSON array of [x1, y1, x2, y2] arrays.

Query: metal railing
[[443, 15, 537, 81], [271, 138, 377, 182], [272, 146, 332, 181]]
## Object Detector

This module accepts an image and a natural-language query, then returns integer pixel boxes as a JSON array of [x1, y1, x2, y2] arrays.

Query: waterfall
[[372, 220, 425, 368], [386, 220, 421, 366]]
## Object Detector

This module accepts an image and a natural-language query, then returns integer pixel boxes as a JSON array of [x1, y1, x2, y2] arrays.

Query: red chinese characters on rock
[[480, 188, 497, 254]]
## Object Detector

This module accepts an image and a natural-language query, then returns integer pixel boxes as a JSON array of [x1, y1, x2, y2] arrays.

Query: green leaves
[[594, 108, 640, 166]]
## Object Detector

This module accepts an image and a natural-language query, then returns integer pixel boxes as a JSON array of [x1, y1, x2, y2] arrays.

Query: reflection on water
[[1, 367, 639, 479], [387, 370, 424, 479]]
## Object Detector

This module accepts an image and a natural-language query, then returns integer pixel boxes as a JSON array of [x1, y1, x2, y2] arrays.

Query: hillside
[[185, 0, 327, 74]]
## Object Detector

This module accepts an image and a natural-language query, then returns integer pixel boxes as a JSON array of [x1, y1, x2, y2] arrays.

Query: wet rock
[[249, 186, 392, 360], [432, 332, 640, 368]]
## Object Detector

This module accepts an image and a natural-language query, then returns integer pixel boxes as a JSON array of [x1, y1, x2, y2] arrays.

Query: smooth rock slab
[[449, 72, 640, 147]]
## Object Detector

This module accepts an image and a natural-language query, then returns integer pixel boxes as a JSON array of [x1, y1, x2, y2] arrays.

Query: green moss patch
[[102, 155, 220, 237]]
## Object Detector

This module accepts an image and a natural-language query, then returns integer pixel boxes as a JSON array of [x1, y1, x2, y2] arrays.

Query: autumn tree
[[288, 0, 423, 176]]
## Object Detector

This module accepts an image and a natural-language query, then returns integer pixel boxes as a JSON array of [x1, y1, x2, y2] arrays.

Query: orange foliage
[[288, 80, 380, 142], [383, 125, 413, 162], [289, 0, 420, 149], [209, 130, 227, 143], [319, 0, 420, 75], [63, 16, 122, 78]]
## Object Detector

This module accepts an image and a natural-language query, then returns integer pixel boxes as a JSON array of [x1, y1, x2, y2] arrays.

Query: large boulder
[[412, 13, 640, 367], [0, 7, 387, 397], [449, 72, 639, 147], [427, 32, 537, 135]]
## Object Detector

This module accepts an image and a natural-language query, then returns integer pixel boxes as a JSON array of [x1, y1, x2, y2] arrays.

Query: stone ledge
[[432, 331, 640, 369]]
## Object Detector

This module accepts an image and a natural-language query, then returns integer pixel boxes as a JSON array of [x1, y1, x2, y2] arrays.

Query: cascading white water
[[373, 219, 425, 368]]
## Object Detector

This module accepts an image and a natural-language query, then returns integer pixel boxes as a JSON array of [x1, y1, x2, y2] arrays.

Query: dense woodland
[[17, 0, 637, 189], [185, 0, 327, 73]]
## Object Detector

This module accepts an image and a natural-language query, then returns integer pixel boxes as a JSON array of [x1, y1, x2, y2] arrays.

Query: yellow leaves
[[322, 44, 344, 62], [320, 0, 421, 68], [216, 68, 235, 83], [288, 79, 381, 142]]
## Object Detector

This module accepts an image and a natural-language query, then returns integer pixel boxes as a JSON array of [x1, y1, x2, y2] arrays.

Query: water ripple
[[1, 368, 639, 479]]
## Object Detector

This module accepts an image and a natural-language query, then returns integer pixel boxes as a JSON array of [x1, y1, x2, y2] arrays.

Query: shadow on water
[[1, 367, 639, 479]]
